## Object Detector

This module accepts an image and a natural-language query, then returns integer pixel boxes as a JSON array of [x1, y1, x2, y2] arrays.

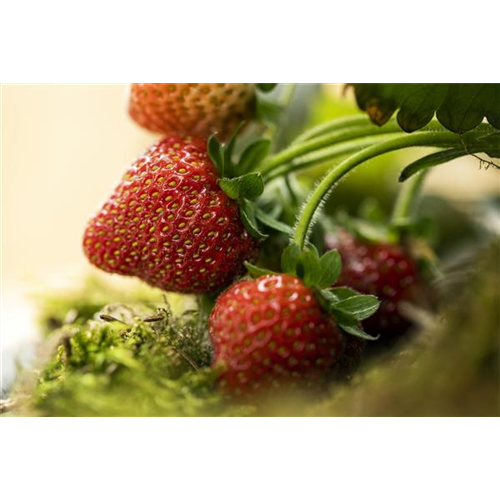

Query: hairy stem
[[264, 133, 405, 181], [259, 119, 452, 178], [257, 121, 405, 175], [292, 130, 463, 249], [293, 115, 376, 143]]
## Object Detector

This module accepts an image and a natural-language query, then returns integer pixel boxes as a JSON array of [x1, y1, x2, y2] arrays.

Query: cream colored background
[[1, 84, 499, 361], [1, 84, 162, 361]]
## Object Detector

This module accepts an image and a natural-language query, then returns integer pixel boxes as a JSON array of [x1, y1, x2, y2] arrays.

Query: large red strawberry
[[209, 274, 344, 396], [128, 83, 255, 138], [83, 135, 258, 293], [326, 230, 420, 338]]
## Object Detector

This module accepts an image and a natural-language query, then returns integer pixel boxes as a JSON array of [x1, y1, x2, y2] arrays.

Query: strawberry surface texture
[[327, 231, 419, 337], [129, 83, 255, 138], [83, 136, 258, 293], [209, 274, 344, 396]]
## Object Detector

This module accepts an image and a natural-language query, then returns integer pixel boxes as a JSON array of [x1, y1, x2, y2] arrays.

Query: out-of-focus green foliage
[[309, 241, 500, 416]]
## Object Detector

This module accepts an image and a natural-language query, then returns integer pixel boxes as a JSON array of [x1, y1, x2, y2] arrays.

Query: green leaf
[[239, 173, 264, 200], [239, 200, 267, 241], [332, 295, 380, 321], [237, 139, 271, 175], [298, 246, 321, 287], [316, 250, 342, 289], [281, 243, 301, 274], [399, 148, 470, 182], [222, 122, 245, 178], [326, 287, 361, 302], [280, 244, 330, 287], [254, 206, 293, 235], [353, 83, 500, 133], [462, 126, 500, 159], [208, 135, 224, 176], [256, 83, 277, 92], [218, 177, 241, 200], [336, 321, 380, 341], [219, 173, 264, 201], [244, 261, 276, 278]]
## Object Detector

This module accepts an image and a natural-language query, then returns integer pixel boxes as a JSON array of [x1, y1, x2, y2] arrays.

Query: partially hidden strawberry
[[128, 83, 255, 138], [83, 135, 258, 294], [326, 230, 420, 338], [209, 274, 344, 396]]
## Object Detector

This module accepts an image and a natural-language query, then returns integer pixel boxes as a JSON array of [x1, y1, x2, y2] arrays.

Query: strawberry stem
[[292, 115, 379, 144], [258, 119, 455, 179], [264, 132, 405, 181], [390, 170, 428, 228], [256, 121, 405, 175], [292, 130, 463, 249]]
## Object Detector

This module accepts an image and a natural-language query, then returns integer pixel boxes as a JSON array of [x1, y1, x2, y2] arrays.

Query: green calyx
[[219, 173, 264, 201], [281, 243, 380, 340], [208, 129, 292, 241], [245, 243, 380, 341]]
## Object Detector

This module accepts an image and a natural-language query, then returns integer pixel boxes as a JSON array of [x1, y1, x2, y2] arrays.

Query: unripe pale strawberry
[[128, 83, 255, 138]]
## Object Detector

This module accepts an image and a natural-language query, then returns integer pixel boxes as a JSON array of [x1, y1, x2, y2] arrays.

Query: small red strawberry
[[128, 83, 255, 138], [209, 274, 344, 396], [83, 135, 258, 293], [326, 230, 419, 338]]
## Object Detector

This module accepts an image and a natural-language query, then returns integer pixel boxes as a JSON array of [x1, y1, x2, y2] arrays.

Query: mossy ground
[[4, 243, 499, 417]]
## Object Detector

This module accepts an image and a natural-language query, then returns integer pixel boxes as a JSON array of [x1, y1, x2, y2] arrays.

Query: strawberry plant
[[7, 83, 500, 416]]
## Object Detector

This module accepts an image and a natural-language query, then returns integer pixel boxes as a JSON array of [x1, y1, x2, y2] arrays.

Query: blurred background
[[1, 84, 499, 394]]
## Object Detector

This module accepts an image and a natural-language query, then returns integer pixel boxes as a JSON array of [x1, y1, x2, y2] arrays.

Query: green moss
[[9, 244, 499, 417], [16, 298, 252, 417], [35, 274, 189, 336]]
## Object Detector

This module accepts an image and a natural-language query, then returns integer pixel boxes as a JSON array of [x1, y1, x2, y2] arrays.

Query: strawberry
[[83, 135, 258, 293], [128, 83, 255, 138], [209, 274, 344, 396], [326, 230, 419, 338]]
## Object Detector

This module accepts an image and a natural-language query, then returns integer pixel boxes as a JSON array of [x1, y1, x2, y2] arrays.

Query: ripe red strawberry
[[128, 83, 255, 138], [326, 231, 419, 338], [83, 135, 258, 293], [209, 274, 344, 396]]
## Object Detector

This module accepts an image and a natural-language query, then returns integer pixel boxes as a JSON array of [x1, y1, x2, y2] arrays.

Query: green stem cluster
[[257, 120, 404, 176], [291, 130, 463, 248], [254, 113, 492, 251], [293, 114, 373, 143], [264, 133, 405, 181]]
